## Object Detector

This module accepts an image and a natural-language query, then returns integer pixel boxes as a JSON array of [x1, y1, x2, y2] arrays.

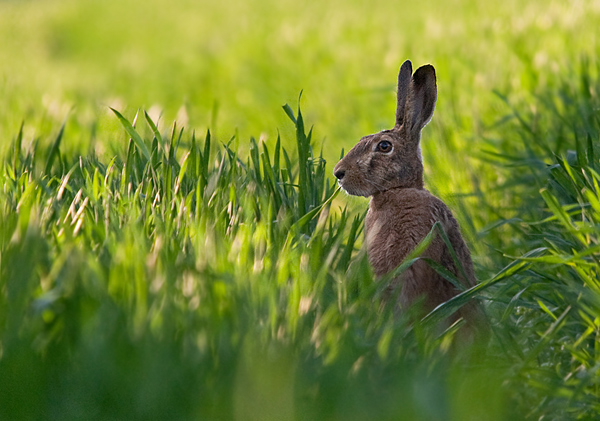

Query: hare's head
[[333, 60, 437, 197]]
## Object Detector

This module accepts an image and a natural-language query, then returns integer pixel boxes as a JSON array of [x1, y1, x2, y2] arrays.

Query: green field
[[1, 0, 600, 419]]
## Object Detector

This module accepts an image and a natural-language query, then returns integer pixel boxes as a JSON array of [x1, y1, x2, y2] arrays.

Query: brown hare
[[333, 60, 479, 330]]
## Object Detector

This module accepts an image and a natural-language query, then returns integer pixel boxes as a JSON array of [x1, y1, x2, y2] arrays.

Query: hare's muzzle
[[333, 169, 345, 180]]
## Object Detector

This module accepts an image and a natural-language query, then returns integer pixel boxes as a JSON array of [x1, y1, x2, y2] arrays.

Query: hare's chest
[[365, 205, 434, 276]]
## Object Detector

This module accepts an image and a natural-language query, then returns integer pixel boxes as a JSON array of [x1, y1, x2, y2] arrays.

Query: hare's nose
[[334, 169, 345, 180]]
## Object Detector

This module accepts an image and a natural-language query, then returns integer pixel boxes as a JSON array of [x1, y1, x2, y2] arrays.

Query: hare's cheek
[[356, 156, 373, 172]]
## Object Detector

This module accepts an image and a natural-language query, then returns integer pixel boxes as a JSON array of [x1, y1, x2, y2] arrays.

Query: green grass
[[0, 101, 494, 420], [1, 0, 600, 419]]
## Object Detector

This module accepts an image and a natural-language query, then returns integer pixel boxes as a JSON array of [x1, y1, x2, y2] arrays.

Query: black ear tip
[[416, 64, 436, 75], [413, 64, 436, 83]]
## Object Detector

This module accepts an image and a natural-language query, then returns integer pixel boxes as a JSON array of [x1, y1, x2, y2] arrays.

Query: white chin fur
[[339, 182, 371, 197]]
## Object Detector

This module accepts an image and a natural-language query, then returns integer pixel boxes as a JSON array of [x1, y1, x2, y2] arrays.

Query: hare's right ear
[[396, 63, 437, 136]]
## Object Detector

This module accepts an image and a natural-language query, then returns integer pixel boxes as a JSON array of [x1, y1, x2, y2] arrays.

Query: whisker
[[365, 177, 386, 192]]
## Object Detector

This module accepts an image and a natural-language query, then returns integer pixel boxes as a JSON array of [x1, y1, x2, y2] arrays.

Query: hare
[[333, 60, 479, 329]]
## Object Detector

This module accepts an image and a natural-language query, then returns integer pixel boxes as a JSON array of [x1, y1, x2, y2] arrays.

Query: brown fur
[[334, 60, 480, 329]]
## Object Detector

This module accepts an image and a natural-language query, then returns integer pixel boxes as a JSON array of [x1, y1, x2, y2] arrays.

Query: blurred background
[[2, 0, 598, 179]]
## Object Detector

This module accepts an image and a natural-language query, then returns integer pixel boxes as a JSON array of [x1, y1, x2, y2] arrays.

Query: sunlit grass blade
[[144, 110, 164, 148], [43, 122, 65, 176], [110, 107, 151, 161]]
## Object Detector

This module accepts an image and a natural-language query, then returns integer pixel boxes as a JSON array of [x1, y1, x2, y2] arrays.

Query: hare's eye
[[376, 140, 393, 153]]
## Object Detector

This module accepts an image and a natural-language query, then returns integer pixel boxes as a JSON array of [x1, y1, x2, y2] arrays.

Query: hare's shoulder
[[365, 188, 464, 277]]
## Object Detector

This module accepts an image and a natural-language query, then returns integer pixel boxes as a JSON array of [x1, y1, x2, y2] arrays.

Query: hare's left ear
[[396, 64, 437, 135], [394, 60, 413, 129]]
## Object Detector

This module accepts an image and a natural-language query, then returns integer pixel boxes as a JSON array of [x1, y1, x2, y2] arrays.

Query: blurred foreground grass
[[1, 0, 600, 419], [1, 100, 508, 420]]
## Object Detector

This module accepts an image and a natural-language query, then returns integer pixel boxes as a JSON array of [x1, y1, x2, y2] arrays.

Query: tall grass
[[476, 58, 600, 419], [1, 100, 493, 420], [2, 58, 600, 419]]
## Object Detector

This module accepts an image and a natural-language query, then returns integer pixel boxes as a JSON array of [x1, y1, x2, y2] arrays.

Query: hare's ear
[[394, 60, 413, 129], [401, 64, 437, 136]]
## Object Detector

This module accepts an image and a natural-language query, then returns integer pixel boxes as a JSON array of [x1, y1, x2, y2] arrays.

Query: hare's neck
[[370, 186, 424, 209]]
